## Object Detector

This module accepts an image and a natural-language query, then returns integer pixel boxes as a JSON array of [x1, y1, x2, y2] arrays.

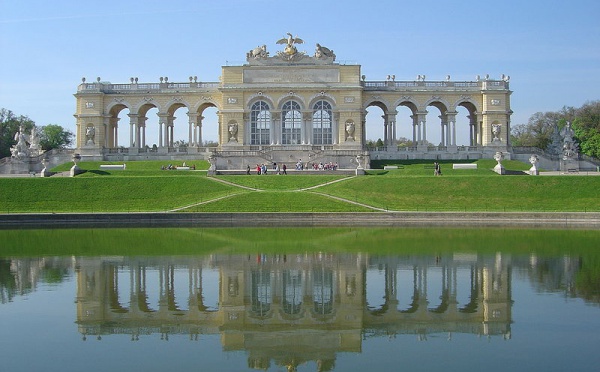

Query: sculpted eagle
[[277, 32, 304, 47]]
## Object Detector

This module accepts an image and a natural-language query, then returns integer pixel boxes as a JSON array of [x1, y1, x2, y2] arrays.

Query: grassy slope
[[0, 159, 598, 212]]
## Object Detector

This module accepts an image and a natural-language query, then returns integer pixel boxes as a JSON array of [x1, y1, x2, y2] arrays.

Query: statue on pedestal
[[493, 151, 505, 175], [528, 154, 539, 175]]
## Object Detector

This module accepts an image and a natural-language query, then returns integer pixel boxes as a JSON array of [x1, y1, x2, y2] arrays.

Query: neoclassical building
[[74, 33, 512, 169]]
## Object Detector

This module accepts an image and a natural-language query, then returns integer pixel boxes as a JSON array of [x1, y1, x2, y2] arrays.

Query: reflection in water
[[2, 252, 598, 371]]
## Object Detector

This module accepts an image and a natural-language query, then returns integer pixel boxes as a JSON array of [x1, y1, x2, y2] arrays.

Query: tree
[[510, 108, 574, 149], [39, 124, 74, 151], [0, 108, 35, 158], [572, 101, 600, 158]]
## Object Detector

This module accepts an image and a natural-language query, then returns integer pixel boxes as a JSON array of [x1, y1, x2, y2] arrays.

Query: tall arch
[[281, 100, 303, 145]]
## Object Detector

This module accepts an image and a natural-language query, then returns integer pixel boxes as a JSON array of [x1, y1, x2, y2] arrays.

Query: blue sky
[[1, 0, 598, 144]]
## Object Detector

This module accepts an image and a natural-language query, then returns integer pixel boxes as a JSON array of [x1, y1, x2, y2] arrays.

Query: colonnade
[[379, 110, 481, 147], [103, 112, 205, 149]]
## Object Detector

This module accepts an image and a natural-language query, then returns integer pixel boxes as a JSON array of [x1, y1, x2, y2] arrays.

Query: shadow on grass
[[505, 170, 528, 175]]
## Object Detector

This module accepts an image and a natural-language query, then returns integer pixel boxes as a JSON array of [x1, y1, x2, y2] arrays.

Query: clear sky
[[1, 0, 599, 145]]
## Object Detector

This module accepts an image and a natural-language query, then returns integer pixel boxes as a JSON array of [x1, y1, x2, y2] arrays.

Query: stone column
[[415, 112, 427, 145], [383, 111, 397, 146], [197, 115, 204, 146], [411, 114, 418, 144], [439, 114, 447, 146], [445, 112, 457, 147], [468, 114, 479, 146], [128, 114, 138, 147], [303, 112, 311, 145], [271, 112, 280, 145], [188, 113, 199, 146]]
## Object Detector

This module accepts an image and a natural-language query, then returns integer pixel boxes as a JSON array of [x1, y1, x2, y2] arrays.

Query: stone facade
[[74, 34, 512, 169]]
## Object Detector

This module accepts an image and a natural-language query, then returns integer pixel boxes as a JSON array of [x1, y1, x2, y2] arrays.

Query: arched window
[[282, 270, 303, 315], [282, 101, 302, 145], [251, 269, 272, 317], [251, 101, 271, 145], [312, 100, 332, 145], [313, 267, 334, 316]]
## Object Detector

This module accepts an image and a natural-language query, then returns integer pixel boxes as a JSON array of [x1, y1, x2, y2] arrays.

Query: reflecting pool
[[1, 228, 599, 372]]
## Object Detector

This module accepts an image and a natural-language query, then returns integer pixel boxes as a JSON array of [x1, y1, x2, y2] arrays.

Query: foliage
[[572, 101, 600, 158], [173, 140, 188, 148], [510, 102, 600, 158], [39, 124, 74, 151], [0, 108, 35, 158], [510, 110, 568, 149]]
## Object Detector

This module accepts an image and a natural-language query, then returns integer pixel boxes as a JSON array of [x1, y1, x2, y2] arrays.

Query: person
[[282, 163, 287, 175], [256, 164, 261, 175], [246, 165, 251, 175], [434, 162, 440, 176]]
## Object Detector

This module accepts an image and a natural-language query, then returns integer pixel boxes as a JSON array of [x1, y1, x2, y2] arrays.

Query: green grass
[[51, 160, 210, 177], [319, 175, 600, 212], [179, 191, 374, 212], [215, 174, 348, 190], [0, 159, 598, 213], [0, 177, 237, 213]]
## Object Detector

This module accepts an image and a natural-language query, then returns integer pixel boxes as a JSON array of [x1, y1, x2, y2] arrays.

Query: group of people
[[309, 161, 338, 171], [250, 162, 288, 175], [294, 159, 338, 171]]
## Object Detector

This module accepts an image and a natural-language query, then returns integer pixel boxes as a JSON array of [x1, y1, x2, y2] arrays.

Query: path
[[169, 175, 387, 212]]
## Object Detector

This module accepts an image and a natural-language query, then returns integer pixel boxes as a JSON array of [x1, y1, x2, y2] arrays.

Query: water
[[1, 228, 599, 372]]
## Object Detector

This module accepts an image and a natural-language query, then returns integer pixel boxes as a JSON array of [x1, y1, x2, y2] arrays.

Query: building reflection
[[74, 253, 512, 370]]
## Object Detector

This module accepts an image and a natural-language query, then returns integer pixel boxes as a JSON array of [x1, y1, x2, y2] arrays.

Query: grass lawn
[[0, 159, 598, 213]]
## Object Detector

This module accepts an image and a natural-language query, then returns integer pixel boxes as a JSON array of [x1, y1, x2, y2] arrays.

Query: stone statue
[[560, 121, 579, 160], [28, 126, 41, 155], [207, 154, 217, 175], [528, 154, 539, 176], [345, 122, 355, 141], [314, 43, 335, 60], [228, 123, 238, 142], [11, 125, 30, 159], [247, 45, 269, 60], [85, 126, 95, 145], [355, 154, 364, 169], [491, 124, 501, 142], [493, 151, 505, 175]]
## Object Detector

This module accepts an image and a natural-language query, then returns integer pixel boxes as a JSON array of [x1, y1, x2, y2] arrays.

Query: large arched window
[[282, 100, 302, 145], [251, 101, 271, 145], [312, 100, 332, 145]]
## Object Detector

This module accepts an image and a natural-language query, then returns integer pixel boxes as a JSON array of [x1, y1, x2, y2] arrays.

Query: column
[[411, 114, 417, 144], [468, 114, 478, 146], [197, 116, 204, 146], [128, 114, 138, 147], [415, 112, 427, 145], [271, 112, 280, 145], [446, 112, 457, 146], [384, 111, 397, 146], [303, 112, 311, 145], [187, 113, 199, 146], [382, 114, 388, 145], [439, 114, 447, 146]]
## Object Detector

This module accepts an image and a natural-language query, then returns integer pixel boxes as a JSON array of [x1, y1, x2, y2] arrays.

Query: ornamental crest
[[276, 33, 306, 61], [245, 33, 335, 65]]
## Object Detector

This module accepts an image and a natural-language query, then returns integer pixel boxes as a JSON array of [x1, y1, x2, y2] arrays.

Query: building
[[74, 33, 512, 169]]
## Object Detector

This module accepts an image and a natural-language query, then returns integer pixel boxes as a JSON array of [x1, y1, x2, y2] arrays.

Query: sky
[[1, 0, 599, 145]]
